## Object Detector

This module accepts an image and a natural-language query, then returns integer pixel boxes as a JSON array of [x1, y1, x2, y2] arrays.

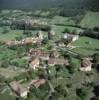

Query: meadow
[[80, 12, 99, 28], [71, 36, 99, 56]]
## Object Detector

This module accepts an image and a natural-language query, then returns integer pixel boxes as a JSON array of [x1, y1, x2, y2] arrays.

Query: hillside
[[0, 0, 99, 11], [80, 12, 99, 28]]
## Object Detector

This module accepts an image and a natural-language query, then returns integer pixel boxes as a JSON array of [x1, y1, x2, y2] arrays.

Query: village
[[0, 10, 99, 100]]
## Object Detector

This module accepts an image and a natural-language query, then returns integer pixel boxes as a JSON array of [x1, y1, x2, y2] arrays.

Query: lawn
[[80, 12, 99, 28], [71, 36, 99, 56]]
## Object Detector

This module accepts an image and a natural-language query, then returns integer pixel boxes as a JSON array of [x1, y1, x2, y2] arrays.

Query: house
[[50, 51, 59, 58], [29, 49, 49, 60], [80, 58, 92, 71], [30, 58, 40, 70], [9, 81, 28, 98], [6, 40, 22, 46], [39, 51, 49, 60], [21, 37, 38, 44], [5, 40, 15, 46], [48, 58, 69, 66], [64, 33, 79, 42], [30, 79, 46, 88], [56, 39, 65, 47]]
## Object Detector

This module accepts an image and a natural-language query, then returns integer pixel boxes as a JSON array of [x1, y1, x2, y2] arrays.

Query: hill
[[80, 12, 99, 28], [0, 0, 99, 12]]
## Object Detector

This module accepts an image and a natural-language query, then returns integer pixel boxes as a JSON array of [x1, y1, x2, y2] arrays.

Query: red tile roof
[[48, 58, 69, 65], [31, 79, 45, 88], [29, 49, 49, 59], [31, 59, 39, 66]]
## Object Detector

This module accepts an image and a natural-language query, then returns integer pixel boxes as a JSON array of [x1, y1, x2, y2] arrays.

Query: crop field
[[71, 36, 99, 56], [80, 12, 99, 28]]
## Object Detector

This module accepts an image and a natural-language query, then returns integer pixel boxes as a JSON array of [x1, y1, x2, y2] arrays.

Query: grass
[[0, 45, 26, 79], [0, 67, 25, 79], [0, 95, 15, 100], [0, 28, 23, 41], [71, 36, 99, 56], [0, 92, 16, 100], [53, 25, 83, 40], [0, 27, 40, 41], [0, 44, 17, 60], [71, 58, 81, 69], [80, 11, 99, 28], [51, 15, 75, 25]]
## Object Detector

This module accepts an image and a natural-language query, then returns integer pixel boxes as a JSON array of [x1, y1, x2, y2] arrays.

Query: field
[[50, 16, 75, 25], [80, 12, 99, 28], [71, 36, 99, 56], [0, 27, 23, 41], [0, 27, 39, 41], [0, 93, 15, 100], [0, 67, 25, 78]]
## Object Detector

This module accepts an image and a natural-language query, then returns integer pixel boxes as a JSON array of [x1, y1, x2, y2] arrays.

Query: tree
[[93, 85, 99, 97], [55, 65, 61, 78], [2, 27, 9, 34], [42, 38, 48, 45], [15, 36, 23, 41], [1, 60, 10, 68], [63, 28, 70, 33], [11, 59, 28, 68], [72, 29, 77, 34], [67, 62, 77, 74], [47, 45, 53, 51], [23, 30, 32, 37], [37, 68, 46, 79], [93, 96, 99, 100], [93, 53, 99, 64], [93, 27, 99, 32], [55, 84, 68, 98], [76, 87, 88, 100], [46, 64, 51, 80], [29, 85, 42, 100]]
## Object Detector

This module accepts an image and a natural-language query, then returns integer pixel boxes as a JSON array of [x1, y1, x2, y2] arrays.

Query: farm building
[[9, 81, 28, 98], [64, 33, 79, 42], [48, 58, 69, 66], [29, 49, 49, 60], [30, 58, 40, 70], [80, 58, 92, 72], [30, 79, 46, 88]]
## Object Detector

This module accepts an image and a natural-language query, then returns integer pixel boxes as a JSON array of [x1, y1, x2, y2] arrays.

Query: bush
[[1, 60, 10, 68]]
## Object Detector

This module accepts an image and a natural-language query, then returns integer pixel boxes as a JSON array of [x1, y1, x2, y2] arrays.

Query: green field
[[80, 12, 99, 28], [51, 16, 75, 25], [0, 27, 39, 41], [0, 94, 15, 100], [0, 27, 23, 41], [0, 87, 16, 100], [71, 36, 99, 56]]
